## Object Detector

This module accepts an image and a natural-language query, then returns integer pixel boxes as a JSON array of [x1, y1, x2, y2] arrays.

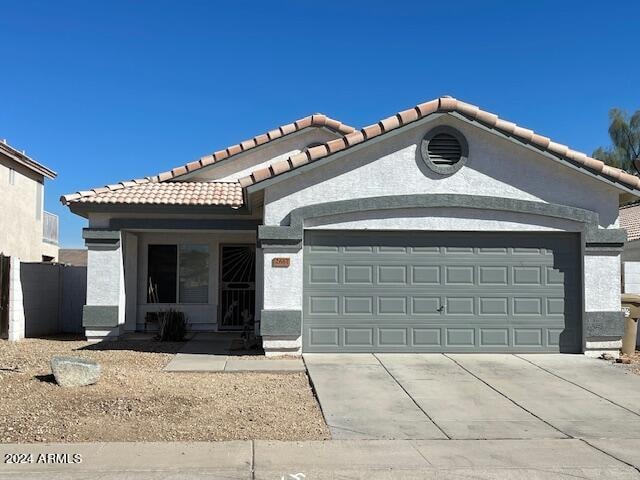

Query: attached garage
[[303, 231, 581, 353]]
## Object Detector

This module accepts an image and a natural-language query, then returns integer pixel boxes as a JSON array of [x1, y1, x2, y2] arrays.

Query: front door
[[219, 245, 256, 330]]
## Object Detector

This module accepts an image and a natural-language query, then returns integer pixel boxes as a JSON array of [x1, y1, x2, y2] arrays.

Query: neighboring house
[[62, 97, 636, 357], [58, 249, 88, 266], [619, 203, 640, 297], [620, 203, 640, 263], [1, 140, 58, 261]]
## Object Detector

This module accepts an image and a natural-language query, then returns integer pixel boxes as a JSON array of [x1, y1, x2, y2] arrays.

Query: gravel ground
[[0, 337, 329, 443], [615, 351, 640, 374]]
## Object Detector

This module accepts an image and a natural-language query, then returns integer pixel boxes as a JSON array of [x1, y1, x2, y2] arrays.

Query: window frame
[[146, 242, 210, 305]]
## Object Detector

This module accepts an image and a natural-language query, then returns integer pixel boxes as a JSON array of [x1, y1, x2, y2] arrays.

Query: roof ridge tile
[[62, 97, 640, 206], [236, 96, 640, 194]]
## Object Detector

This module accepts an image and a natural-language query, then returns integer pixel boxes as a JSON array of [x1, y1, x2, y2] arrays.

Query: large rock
[[50, 356, 101, 388]]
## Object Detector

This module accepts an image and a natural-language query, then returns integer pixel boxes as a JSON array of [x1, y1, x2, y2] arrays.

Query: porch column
[[82, 229, 125, 342], [122, 232, 138, 332], [583, 238, 624, 358], [258, 233, 303, 356]]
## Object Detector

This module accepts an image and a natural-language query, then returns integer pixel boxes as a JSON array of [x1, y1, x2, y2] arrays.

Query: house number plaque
[[272, 257, 290, 268]]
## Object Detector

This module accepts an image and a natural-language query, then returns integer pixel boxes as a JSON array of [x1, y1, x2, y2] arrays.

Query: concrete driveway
[[305, 353, 640, 440]]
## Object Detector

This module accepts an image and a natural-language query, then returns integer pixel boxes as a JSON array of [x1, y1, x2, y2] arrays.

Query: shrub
[[156, 309, 187, 342]]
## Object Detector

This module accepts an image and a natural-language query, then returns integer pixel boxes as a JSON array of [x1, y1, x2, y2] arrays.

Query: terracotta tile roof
[[0, 139, 57, 179], [151, 113, 354, 183], [61, 113, 353, 205], [63, 181, 243, 207], [238, 97, 640, 193], [620, 203, 640, 241]]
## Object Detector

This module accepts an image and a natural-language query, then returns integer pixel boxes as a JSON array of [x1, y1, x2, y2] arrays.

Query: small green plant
[[156, 309, 187, 342]]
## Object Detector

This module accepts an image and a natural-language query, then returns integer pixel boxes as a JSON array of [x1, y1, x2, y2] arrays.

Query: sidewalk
[[1, 439, 639, 479], [163, 333, 305, 372]]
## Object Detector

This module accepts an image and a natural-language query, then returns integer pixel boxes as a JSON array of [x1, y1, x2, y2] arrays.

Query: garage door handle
[[437, 306, 444, 312]]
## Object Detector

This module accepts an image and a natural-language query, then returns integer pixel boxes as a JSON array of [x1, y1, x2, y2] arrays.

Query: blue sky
[[1, 1, 638, 247]]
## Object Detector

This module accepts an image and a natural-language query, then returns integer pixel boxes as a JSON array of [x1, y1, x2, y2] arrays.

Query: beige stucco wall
[[0, 152, 56, 261]]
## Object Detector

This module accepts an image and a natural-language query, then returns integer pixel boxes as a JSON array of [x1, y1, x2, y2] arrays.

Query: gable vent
[[427, 133, 463, 165]]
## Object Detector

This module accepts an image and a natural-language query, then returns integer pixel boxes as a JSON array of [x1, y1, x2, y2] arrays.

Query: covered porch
[[82, 218, 263, 342]]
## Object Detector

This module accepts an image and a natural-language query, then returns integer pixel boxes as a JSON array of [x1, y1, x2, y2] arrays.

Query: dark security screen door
[[303, 231, 581, 353], [219, 245, 256, 330]]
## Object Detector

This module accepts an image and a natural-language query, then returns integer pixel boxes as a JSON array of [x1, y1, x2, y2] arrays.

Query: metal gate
[[0, 254, 10, 339], [219, 245, 256, 330]]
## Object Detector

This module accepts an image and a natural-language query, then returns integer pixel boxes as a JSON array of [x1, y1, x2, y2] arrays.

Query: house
[[58, 249, 88, 267], [1, 140, 58, 262], [62, 97, 636, 357], [618, 203, 640, 297], [620, 203, 640, 263]]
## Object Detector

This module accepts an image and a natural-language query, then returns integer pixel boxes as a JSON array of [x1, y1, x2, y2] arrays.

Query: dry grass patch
[[0, 337, 329, 443]]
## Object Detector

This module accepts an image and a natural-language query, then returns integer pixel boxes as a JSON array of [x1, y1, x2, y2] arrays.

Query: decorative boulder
[[50, 356, 101, 388]]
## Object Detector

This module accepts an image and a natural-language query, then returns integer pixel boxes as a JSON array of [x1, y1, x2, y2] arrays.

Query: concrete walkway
[[305, 353, 640, 441], [164, 333, 305, 372], [1, 439, 639, 479]]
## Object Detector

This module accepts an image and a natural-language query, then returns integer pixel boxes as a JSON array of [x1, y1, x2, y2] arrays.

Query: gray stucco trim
[[585, 228, 627, 244], [258, 225, 303, 247], [83, 228, 121, 248], [83, 305, 119, 327], [69, 203, 251, 218], [584, 244, 625, 254], [260, 310, 302, 336], [83, 229, 121, 241], [584, 311, 624, 337], [584, 228, 626, 253], [259, 194, 605, 243], [109, 218, 261, 231], [259, 241, 302, 250]]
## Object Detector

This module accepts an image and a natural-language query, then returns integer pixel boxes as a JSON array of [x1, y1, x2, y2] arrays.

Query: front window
[[147, 244, 209, 304], [179, 244, 209, 303]]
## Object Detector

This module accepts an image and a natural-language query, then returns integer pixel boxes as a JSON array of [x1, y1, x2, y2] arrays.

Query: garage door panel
[[446, 328, 476, 347], [412, 297, 442, 315], [344, 265, 373, 284], [379, 328, 408, 346], [480, 328, 510, 347], [309, 328, 339, 347], [378, 296, 408, 314], [308, 296, 339, 315], [479, 266, 508, 285], [413, 265, 441, 284], [305, 326, 580, 352], [514, 328, 544, 347], [479, 297, 509, 315], [309, 265, 339, 284], [303, 231, 581, 353]]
